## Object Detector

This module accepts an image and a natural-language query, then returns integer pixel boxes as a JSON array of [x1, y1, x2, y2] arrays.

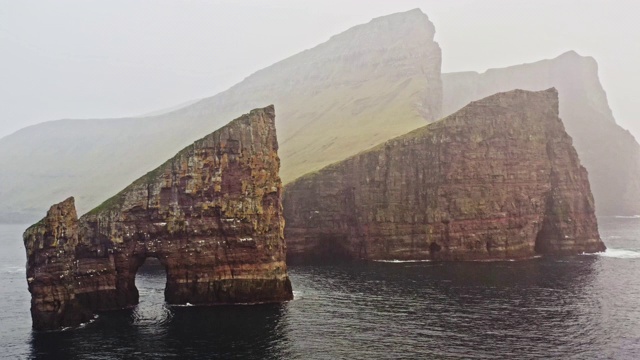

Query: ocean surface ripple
[[1, 216, 639, 359]]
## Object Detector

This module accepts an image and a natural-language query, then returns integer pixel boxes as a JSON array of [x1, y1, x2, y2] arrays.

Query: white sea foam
[[613, 215, 640, 219], [2, 266, 25, 274], [170, 303, 195, 307], [587, 248, 640, 259], [374, 259, 431, 263]]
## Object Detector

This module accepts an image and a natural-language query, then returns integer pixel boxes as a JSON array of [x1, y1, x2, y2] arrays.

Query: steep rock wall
[[23, 198, 92, 329], [24, 106, 292, 330], [442, 51, 640, 215], [283, 89, 605, 262]]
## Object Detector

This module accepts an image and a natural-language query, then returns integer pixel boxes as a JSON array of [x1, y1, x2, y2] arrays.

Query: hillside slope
[[0, 9, 442, 222]]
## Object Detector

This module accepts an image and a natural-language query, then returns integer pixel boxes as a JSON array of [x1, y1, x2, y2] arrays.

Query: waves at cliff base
[[589, 248, 640, 259]]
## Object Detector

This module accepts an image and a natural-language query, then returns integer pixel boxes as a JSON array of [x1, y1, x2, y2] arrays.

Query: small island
[[23, 106, 293, 331]]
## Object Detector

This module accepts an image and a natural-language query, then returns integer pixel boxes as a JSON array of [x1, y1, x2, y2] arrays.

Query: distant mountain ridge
[[1, 10, 639, 222], [442, 51, 640, 215], [137, 98, 202, 117], [0, 9, 442, 222]]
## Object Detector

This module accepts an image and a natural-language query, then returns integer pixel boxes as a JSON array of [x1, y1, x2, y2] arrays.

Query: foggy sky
[[1, 0, 638, 139]]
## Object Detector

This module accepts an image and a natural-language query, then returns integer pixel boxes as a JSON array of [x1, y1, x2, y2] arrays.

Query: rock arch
[[24, 106, 293, 330]]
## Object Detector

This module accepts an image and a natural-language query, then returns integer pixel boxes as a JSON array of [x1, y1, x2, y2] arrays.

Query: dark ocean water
[[2, 217, 640, 359]]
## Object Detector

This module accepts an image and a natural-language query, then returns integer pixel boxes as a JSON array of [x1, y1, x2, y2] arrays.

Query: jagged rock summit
[[283, 89, 605, 262], [0, 9, 442, 223], [24, 106, 293, 331]]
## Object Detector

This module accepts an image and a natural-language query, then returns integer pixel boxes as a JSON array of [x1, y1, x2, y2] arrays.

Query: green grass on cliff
[[84, 110, 267, 217]]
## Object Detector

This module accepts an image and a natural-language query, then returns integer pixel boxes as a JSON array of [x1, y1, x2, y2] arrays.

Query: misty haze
[[1, 1, 640, 359]]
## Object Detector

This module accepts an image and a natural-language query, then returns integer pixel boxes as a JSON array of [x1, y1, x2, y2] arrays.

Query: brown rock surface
[[442, 51, 640, 216], [283, 89, 605, 263], [24, 106, 292, 331], [23, 198, 92, 330]]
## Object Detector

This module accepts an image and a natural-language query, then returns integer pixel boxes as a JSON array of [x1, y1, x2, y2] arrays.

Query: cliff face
[[24, 106, 292, 331], [236, 8, 442, 182], [442, 51, 640, 215], [23, 198, 92, 329], [283, 89, 605, 263], [1, 9, 441, 223]]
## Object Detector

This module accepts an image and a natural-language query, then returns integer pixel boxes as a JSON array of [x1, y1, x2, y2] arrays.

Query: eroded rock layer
[[283, 89, 605, 263], [24, 106, 292, 330]]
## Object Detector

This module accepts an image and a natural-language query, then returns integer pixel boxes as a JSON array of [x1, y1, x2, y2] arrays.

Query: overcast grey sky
[[0, 0, 638, 139]]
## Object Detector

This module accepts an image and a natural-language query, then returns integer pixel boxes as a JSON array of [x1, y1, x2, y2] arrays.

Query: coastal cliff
[[24, 106, 292, 331], [283, 89, 605, 262], [442, 51, 640, 216]]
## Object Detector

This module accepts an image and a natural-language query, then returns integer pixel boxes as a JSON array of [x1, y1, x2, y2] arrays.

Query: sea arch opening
[[131, 255, 172, 321]]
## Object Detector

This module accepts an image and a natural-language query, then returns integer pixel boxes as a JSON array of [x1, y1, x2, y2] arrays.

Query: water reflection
[[30, 263, 290, 360], [18, 218, 640, 358], [283, 257, 603, 358], [166, 304, 290, 359], [29, 256, 614, 359]]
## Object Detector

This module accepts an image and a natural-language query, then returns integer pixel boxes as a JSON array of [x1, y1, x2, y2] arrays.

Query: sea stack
[[283, 89, 605, 263], [24, 106, 293, 331]]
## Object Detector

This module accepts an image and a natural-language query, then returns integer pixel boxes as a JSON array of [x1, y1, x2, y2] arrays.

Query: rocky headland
[[23, 106, 292, 331], [442, 51, 640, 216], [283, 89, 605, 263]]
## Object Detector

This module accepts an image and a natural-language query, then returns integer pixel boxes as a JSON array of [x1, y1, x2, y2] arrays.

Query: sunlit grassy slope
[[0, 9, 442, 222]]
